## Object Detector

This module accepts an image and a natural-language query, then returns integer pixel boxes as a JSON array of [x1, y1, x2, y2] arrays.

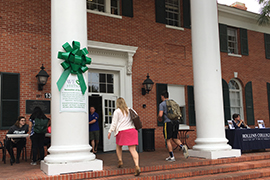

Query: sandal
[[134, 166, 141, 176], [118, 160, 123, 168]]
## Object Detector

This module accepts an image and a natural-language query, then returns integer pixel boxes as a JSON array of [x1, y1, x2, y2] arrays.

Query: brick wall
[[0, 0, 270, 158]]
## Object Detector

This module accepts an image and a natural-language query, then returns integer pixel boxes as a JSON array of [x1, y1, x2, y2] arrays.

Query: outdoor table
[[226, 128, 270, 151], [174, 129, 194, 150], [6, 134, 29, 165]]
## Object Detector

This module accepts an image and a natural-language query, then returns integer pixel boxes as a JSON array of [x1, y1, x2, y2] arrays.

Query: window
[[86, 0, 122, 16], [165, 0, 180, 27], [228, 79, 244, 118], [219, 24, 249, 55], [265, 33, 270, 59], [155, 0, 191, 28], [227, 27, 238, 54], [88, 72, 114, 93], [0, 73, 20, 129]]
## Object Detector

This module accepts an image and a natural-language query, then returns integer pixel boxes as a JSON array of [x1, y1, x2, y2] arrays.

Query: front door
[[102, 95, 117, 152]]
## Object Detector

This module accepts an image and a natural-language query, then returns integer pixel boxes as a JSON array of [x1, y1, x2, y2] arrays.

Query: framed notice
[[60, 74, 87, 112], [227, 120, 235, 129], [257, 120, 266, 128]]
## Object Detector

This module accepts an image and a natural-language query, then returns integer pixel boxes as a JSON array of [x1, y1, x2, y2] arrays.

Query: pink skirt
[[116, 128, 138, 146]]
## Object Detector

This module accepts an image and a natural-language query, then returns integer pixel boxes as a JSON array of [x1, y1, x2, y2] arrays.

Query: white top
[[108, 108, 135, 136]]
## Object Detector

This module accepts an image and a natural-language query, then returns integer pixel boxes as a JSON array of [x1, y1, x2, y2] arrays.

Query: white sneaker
[[182, 145, 189, 159], [165, 156, 175, 162], [30, 162, 37, 165]]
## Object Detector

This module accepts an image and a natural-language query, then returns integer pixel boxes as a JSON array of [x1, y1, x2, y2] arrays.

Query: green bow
[[56, 41, 91, 94]]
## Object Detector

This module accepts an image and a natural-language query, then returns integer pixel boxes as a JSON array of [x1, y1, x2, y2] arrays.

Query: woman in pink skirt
[[108, 97, 140, 176]]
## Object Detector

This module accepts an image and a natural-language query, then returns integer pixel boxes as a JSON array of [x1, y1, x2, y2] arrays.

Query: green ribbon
[[56, 41, 91, 94]]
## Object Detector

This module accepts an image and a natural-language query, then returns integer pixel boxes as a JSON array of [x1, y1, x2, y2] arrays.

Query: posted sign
[[60, 74, 87, 112]]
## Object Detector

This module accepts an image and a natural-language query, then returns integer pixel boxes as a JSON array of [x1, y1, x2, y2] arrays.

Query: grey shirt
[[159, 100, 171, 123]]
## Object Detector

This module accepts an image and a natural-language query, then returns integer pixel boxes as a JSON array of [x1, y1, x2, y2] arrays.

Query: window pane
[[2, 101, 19, 127], [99, 74, 106, 82], [107, 84, 113, 93], [100, 84, 106, 93], [107, 74, 113, 83], [2, 73, 19, 99]]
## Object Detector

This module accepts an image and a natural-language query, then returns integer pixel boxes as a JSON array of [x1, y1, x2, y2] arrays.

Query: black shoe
[[16, 159, 20, 164], [10, 158, 15, 165]]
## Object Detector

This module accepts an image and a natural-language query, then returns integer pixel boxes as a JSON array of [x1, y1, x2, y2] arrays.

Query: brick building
[[0, 0, 270, 158]]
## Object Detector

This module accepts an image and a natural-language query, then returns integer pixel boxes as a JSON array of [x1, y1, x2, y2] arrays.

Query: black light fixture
[[36, 64, 49, 91], [142, 73, 154, 95]]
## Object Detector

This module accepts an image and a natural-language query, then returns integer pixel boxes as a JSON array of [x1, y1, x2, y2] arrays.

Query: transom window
[[227, 27, 238, 54], [88, 72, 114, 93], [229, 79, 243, 118], [165, 0, 180, 27], [87, 0, 119, 15]]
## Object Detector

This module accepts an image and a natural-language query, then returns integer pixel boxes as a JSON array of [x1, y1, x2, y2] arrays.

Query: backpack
[[166, 100, 182, 121], [33, 118, 49, 134]]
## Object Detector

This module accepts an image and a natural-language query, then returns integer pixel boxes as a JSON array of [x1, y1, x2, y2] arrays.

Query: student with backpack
[[29, 106, 49, 165], [157, 91, 189, 162]]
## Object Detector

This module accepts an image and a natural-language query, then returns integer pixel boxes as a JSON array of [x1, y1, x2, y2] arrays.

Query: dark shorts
[[163, 121, 179, 140], [89, 130, 99, 141]]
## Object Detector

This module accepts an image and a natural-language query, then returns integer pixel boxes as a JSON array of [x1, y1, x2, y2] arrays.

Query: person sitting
[[6, 116, 29, 164], [232, 113, 248, 129]]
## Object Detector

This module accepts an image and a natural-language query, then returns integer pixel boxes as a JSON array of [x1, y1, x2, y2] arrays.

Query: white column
[[188, 0, 241, 159], [40, 0, 102, 175]]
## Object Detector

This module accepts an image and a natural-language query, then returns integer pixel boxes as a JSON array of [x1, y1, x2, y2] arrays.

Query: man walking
[[89, 106, 99, 154], [158, 91, 189, 161]]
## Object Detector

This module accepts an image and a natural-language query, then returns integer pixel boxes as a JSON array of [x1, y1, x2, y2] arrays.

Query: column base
[[188, 149, 241, 159], [40, 159, 103, 176]]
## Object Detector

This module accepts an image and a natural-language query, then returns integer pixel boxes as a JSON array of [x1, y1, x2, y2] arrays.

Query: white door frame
[[87, 40, 138, 152]]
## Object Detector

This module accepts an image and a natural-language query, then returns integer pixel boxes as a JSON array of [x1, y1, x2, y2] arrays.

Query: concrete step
[[86, 159, 270, 180]]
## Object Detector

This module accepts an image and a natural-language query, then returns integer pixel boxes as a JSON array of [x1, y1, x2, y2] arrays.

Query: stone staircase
[[83, 153, 270, 180]]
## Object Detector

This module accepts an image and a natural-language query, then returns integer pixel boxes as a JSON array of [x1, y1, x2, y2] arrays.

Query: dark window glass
[[100, 84, 106, 93], [99, 74, 106, 83], [2, 101, 19, 127], [107, 74, 113, 83], [107, 84, 113, 93], [2, 74, 19, 99]]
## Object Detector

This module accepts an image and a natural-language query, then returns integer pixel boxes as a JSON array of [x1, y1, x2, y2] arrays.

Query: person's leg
[[15, 139, 25, 163], [94, 131, 99, 152], [6, 139, 15, 163], [128, 145, 139, 166], [94, 140, 99, 152], [38, 133, 45, 161], [116, 144, 123, 168], [90, 140, 96, 153], [172, 122, 189, 159], [164, 122, 175, 161], [31, 134, 38, 164], [128, 145, 140, 176]]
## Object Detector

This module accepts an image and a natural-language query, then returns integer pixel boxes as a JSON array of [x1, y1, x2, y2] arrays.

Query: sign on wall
[[60, 74, 87, 112], [26, 100, 51, 114]]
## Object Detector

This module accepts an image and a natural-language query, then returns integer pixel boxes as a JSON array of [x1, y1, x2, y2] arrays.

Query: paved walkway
[[1, 148, 269, 180]]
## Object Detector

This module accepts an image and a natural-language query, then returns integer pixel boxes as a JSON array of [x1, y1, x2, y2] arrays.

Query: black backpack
[[33, 118, 48, 134]]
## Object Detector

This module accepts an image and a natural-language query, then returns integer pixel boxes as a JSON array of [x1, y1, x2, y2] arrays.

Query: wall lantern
[[36, 64, 49, 91], [142, 73, 154, 95]]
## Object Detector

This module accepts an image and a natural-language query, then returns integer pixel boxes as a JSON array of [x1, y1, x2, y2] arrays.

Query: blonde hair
[[116, 97, 128, 116]]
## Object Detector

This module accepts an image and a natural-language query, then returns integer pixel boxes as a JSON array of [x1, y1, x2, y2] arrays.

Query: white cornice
[[218, 4, 270, 34], [88, 40, 138, 54], [218, 4, 259, 20], [87, 40, 138, 75]]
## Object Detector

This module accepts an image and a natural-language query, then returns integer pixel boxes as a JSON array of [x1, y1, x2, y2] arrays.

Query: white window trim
[[229, 78, 244, 120], [87, 10, 122, 19], [228, 53, 242, 57], [165, 25, 184, 31]]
